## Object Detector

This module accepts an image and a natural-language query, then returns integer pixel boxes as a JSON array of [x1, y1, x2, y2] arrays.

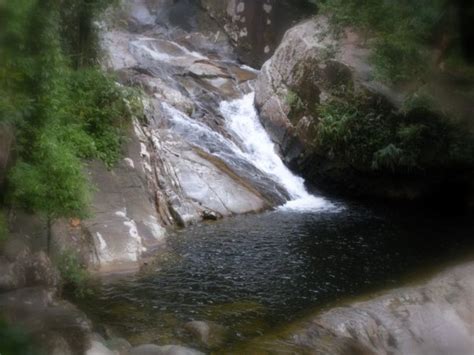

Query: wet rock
[[107, 337, 132, 354], [255, 16, 474, 200], [28, 251, 61, 289], [129, 344, 204, 355], [0, 247, 60, 292], [157, 345, 204, 355], [243, 262, 474, 355], [0, 287, 93, 354], [199, 0, 316, 67], [184, 320, 227, 348], [129, 344, 162, 355], [86, 340, 116, 355], [79, 129, 166, 273], [36, 331, 74, 355]]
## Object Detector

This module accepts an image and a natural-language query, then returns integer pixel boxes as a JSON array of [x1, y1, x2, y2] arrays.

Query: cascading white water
[[220, 92, 332, 211]]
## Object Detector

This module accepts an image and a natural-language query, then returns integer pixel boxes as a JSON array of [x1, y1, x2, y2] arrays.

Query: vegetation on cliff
[[0, 0, 135, 241], [315, 95, 474, 175], [320, 0, 473, 83]]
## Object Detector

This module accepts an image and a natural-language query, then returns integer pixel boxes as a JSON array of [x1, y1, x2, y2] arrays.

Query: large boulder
[[240, 262, 474, 354], [0, 245, 60, 293], [184, 320, 227, 348], [0, 287, 94, 355], [199, 0, 316, 67], [101, 2, 289, 230], [255, 16, 474, 201]]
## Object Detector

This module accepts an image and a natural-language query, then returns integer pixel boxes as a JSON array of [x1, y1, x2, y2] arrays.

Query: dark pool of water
[[74, 201, 474, 350]]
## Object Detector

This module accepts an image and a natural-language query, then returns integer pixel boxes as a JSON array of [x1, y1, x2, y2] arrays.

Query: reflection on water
[[74, 203, 474, 350]]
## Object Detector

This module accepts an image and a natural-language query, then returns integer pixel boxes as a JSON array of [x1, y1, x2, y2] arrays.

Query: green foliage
[[59, 0, 118, 68], [9, 140, 91, 220], [315, 96, 473, 174], [286, 90, 305, 111], [316, 98, 393, 168], [0, 0, 135, 224], [66, 68, 134, 168], [372, 144, 406, 172], [57, 250, 92, 298], [319, 0, 448, 83], [0, 319, 37, 355]]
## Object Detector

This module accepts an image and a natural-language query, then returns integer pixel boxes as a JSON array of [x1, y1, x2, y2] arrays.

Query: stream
[[74, 202, 474, 351], [71, 1, 474, 352]]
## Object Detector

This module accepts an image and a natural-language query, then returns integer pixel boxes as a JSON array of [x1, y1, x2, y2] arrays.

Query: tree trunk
[[47, 216, 52, 254]]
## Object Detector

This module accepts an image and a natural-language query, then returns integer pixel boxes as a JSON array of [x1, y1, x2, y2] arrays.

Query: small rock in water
[[86, 340, 116, 355], [107, 337, 132, 354], [129, 344, 204, 355], [184, 320, 227, 348], [201, 210, 220, 221]]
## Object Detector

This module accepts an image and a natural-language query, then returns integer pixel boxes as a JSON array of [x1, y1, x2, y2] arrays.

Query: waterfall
[[219, 93, 332, 211]]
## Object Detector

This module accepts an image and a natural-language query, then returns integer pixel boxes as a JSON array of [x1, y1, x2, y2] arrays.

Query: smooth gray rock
[[0, 247, 60, 292], [184, 320, 227, 348], [199, 0, 316, 67], [242, 262, 474, 355], [0, 287, 93, 354], [36, 331, 74, 355], [129, 344, 204, 355], [86, 340, 116, 355], [107, 337, 132, 355], [129, 344, 163, 355], [98, 0, 288, 237]]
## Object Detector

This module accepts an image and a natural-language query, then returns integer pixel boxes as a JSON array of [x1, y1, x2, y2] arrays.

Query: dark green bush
[[315, 96, 473, 174], [319, 0, 450, 83], [0, 0, 137, 244], [56, 250, 92, 298], [0, 319, 37, 355]]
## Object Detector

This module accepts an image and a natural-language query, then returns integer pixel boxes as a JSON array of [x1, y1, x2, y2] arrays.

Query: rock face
[[255, 16, 474, 200], [76, 0, 292, 271], [0, 240, 94, 355], [241, 262, 474, 355], [0, 244, 60, 292], [199, 0, 316, 67]]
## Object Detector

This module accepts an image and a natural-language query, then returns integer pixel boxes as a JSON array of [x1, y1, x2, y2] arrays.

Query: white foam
[[219, 92, 333, 212]]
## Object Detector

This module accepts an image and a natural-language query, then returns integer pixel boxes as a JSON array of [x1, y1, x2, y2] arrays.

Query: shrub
[[56, 250, 92, 298], [314, 95, 473, 174], [315, 97, 393, 168], [319, 0, 450, 83], [66, 68, 134, 168], [0, 319, 36, 355], [1, 0, 136, 246]]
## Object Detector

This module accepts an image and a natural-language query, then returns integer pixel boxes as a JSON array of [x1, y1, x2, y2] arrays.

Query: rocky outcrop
[[199, 0, 316, 67], [0, 239, 93, 355], [48, 129, 166, 273], [0, 242, 60, 292], [240, 262, 474, 354], [73, 0, 293, 271], [101, 24, 288, 220], [255, 16, 474, 201]]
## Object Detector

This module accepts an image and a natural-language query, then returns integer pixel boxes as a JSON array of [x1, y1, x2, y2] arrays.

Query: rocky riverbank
[[0, 235, 206, 355], [255, 15, 474, 203], [236, 261, 474, 354]]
